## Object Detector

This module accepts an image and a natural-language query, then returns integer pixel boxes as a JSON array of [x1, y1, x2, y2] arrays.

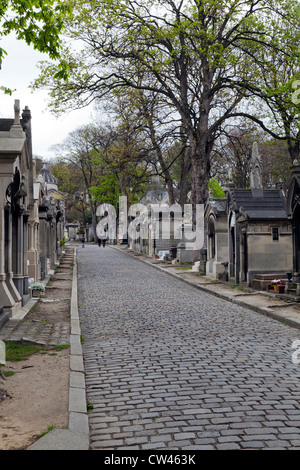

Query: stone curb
[[111, 246, 300, 332], [28, 248, 90, 450]]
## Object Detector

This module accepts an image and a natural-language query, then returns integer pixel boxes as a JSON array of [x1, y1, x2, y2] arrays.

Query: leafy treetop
[[0, 0, 71, 93]]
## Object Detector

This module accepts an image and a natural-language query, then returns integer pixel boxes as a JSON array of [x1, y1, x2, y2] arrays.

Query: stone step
[[254, 273, 287, 280], [276, 293, 300, 303]]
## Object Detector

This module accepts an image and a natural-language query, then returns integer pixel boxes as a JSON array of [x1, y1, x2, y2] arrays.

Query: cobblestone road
[[77, 245, 300, 450]]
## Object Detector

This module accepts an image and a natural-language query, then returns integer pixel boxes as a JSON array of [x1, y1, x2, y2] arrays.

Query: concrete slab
[[27, 429, 89, 450]]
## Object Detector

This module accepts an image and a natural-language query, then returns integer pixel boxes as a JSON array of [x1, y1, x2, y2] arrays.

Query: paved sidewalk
[[0, 245, 89, 450], [112, 245, 300, 331]]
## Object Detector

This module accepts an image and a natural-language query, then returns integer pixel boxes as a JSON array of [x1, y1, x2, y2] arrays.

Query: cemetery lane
[[77, 245, 300, 450]]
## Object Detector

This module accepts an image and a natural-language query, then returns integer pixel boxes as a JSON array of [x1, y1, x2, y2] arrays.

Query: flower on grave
[[271, 279, 281, 285], [31, 282, 45, 292]]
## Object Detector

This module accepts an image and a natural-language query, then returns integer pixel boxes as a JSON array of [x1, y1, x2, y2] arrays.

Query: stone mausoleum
[[0, 100, 66, 329], [205, 142, 293, 287], [0, 101, 35, 324]]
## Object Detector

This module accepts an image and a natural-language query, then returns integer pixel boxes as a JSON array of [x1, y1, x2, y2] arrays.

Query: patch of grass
[[51, 344, 69, 351], [0, 369, 15, 377], [5, 341, 46, 361], [36, 425, 56, 439], [87, 402, 94, 413], [4, 341, 70, 362]]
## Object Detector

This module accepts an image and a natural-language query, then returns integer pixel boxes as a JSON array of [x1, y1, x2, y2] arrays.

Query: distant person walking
[[81, 234, 85, 248], [97, 221, 108, 247]]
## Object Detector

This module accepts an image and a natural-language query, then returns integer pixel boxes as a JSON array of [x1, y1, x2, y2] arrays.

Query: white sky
[[0, 34, 95, 160]]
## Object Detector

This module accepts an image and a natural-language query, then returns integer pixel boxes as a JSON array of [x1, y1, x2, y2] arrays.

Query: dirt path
[[0, 349, 69, 450], [0, 247, 75, 450]]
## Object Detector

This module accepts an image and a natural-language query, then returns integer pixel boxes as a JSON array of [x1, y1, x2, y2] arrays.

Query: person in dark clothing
[[97, 222, 108, 247], [81, 235, 85, 247], [97, 236, 107, 247]]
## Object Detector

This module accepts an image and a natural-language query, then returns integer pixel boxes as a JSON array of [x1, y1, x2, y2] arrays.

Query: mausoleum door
[[241, 232, 248, 281], [208, 220, 216, 260], [230, 227, 235, 278]]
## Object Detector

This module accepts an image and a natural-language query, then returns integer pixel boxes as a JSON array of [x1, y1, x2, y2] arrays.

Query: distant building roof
[[38, 164, 58, 185], [140, 176, 169, 205]]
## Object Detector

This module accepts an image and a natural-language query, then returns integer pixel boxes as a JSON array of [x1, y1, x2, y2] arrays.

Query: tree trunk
[[189, 137, 211, 262], [88, 197, 97, 244], [178, 146, 192, 207], [288, 141, 300, 162], [147, 110, 176, 205]]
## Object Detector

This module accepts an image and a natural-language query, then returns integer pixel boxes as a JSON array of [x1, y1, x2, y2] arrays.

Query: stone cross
[[10, 99, 25, 139], [14, 100, 21, 125]]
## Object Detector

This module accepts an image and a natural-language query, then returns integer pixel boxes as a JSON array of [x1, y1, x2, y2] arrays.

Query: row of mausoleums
[[0, 100, 65, 328], [204, 142, 300, 289], [130, 142, 300, 291]]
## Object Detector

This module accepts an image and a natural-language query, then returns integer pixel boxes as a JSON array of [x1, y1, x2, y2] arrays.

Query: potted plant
[[31, 282, 45, 297]]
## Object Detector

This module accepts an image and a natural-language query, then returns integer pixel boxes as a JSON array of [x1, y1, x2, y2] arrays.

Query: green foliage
[[59, 236, 66, 246], [0, 0, 71, 93], [0, 0, 70, 59], [4, 341, 44, 361], [31, 282, 45, 291], [31, 0, 300, 207], [89, 175, 121, 207], [208, 178, 225, 198], [51, 161, 83, 195]]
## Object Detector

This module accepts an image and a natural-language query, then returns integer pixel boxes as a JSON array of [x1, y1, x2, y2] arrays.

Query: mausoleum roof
[[209, 199, 227, 214], [229, 188, 287, 220]]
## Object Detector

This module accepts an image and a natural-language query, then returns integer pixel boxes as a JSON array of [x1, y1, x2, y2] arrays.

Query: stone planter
[[31, 289, 42, 298]]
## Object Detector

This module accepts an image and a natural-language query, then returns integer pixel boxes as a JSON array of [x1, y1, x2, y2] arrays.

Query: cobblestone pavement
[[77, 245, 300, 450]]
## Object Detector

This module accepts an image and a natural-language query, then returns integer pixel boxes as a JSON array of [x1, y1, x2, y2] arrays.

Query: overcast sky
[[0, 34, 95, 160]]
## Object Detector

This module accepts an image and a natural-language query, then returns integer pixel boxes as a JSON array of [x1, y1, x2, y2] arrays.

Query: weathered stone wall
[[246, 222, 293, 285]]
